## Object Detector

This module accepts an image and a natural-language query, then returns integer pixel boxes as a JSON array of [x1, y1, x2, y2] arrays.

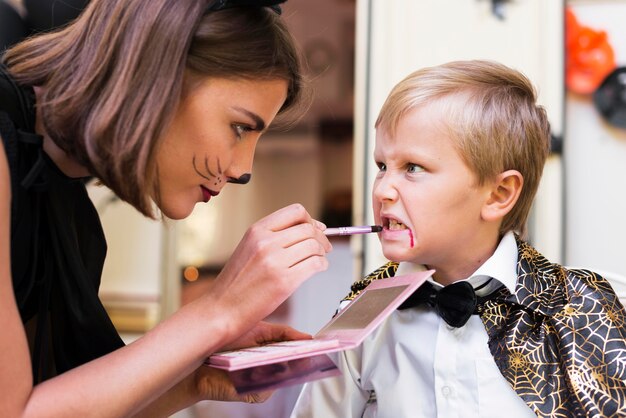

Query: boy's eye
[[407, 163, 424, 174], [376, 162, 387, 172]]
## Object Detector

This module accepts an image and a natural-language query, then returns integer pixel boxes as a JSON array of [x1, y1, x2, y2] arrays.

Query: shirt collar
[[395, 231, 518, 294], [470, 231, 518, 293]]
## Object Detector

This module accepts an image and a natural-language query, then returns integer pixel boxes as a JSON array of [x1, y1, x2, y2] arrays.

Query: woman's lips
[[200, 186, 219, 203]]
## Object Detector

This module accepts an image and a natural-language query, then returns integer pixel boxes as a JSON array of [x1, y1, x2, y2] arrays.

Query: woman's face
[[156, 76, 288, 219]]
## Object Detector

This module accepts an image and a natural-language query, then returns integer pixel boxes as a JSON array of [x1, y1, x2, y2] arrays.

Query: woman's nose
[[225, 140, 257, 185], [227, 173, 252, 184]]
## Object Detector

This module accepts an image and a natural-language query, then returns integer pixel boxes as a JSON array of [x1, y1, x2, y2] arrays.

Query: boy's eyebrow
[[232, 106, 266, 131]]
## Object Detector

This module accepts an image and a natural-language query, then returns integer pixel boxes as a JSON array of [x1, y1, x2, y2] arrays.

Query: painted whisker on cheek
[[215, 158, 224, 185], [192, 154, 224, 187], [204, 156, 217, 177], [212, 156, 224, 186], [202, 155, 225, 186], [192, 155, 211, 181]]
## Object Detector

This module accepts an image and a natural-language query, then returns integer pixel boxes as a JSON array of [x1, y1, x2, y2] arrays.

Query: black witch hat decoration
[[593, 66, 626, 130]]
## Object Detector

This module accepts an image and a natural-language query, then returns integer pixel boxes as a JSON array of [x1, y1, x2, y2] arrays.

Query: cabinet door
[[353, 0, 565, 276]]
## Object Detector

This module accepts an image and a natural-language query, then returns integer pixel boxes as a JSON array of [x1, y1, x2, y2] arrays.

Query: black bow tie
[[398, 279, 494, 328]]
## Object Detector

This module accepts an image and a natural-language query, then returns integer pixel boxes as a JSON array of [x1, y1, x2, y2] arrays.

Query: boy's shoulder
[[345, 236, 622, 314], [511, 235, 622, 315], [341, 261, 399, 303], [486, 238, 626, 418]]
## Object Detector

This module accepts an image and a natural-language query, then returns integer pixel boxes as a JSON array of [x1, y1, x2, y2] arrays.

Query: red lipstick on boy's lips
[[200, 186, 219, 203]]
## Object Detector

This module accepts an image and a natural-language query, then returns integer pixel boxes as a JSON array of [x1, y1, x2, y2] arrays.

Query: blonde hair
[[4, 0, 303, 217], [376, 60, 550, 236]]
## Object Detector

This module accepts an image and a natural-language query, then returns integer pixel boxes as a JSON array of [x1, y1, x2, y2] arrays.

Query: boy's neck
[[427, 231, 502, 286]]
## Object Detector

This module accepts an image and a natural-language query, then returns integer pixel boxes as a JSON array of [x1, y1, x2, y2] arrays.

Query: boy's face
[[372, 102, 496, 280]]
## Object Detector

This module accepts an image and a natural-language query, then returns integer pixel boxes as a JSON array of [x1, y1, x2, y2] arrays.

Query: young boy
[[291, 60, 626, 417]]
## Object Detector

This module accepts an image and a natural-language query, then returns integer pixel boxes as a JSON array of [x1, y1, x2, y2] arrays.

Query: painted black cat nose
[[227, 173, 252, 185]]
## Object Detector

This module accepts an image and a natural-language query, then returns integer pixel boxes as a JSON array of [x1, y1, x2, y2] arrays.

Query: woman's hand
[[192, 322, 312, 403], [219, 321, 312, 352], [202, 203, 332, 346], [192, 363, 271, 404]]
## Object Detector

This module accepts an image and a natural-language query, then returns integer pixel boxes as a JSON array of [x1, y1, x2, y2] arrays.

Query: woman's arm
[[0, 138, 331, 417], [135, 322, 312, 417], [0, 134, 36, 416]]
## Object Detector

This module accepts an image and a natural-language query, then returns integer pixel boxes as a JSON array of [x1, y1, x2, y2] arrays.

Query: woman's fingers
[[243, 233, 330, 285], [256, 203, 320, 232], [275, 221, 332, 253], [204, 204, 333, 342], [194, 365, 273, 403], [235, 206, 331, 276], [284, 252, 329, 280], [219, 321, 312, 352], [248, 211, 332, 269], [252, 204, 332, 251]]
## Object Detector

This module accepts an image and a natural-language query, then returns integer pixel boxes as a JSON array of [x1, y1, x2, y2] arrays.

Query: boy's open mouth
[[385, 218, 408, 231]]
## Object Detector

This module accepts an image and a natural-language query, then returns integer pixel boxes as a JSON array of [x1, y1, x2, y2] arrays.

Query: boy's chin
[[382, 247, 415, 263]]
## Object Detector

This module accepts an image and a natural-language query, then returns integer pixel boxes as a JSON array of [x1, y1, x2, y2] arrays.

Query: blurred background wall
[[563, 1, 626, 277]]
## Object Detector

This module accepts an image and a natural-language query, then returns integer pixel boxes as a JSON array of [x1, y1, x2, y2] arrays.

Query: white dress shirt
[[290, 232, 536, 418]]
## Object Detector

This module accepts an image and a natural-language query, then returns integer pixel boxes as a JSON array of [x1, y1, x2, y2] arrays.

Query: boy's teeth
[[389, 219, 407, 230]]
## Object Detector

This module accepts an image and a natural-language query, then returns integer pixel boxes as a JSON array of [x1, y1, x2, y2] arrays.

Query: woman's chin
[[159, 201, 195, 220]]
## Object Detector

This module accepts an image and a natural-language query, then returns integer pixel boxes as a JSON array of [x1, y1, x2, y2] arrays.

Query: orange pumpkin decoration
[[566, 8, 616, 95]]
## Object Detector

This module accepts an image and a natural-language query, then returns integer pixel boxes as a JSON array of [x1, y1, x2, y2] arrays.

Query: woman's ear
[[481, 170, 523, 222]]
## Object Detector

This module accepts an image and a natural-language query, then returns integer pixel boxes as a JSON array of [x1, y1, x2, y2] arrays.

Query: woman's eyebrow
[[232, 106, 266, 131]]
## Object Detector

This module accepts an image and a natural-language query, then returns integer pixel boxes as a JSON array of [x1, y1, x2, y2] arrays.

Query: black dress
[[0, 65, 124, 382]]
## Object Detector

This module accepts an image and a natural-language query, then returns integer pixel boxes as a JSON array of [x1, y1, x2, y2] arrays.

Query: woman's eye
[[407, 163, 423, 174], [233, 124, 252, 138]]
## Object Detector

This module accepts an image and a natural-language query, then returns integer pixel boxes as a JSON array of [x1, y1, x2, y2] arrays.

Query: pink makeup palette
[[208, 269, 434, 371]]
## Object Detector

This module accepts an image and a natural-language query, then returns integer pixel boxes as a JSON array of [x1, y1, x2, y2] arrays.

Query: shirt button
[[441, 386, 453, 398]]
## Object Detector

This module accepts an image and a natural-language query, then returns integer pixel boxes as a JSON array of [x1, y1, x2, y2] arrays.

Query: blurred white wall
[[564, 1, 626, 275], [88, 184, 177, 334]]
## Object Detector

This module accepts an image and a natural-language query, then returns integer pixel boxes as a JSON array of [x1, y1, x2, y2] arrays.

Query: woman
[[0, 0, 332, 416]]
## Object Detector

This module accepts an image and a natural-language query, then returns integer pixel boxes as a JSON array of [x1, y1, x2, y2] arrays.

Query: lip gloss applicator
[[324, 225, 383, 236]]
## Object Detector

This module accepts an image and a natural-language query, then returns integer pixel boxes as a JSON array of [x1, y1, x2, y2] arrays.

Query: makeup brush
[[324, 225, 383, 236]]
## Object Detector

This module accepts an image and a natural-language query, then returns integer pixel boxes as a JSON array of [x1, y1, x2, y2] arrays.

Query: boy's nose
[[372, 175, 399, 202]]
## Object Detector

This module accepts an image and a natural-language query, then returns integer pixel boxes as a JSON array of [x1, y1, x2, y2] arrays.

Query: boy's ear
[[481, 170, 523, 222]]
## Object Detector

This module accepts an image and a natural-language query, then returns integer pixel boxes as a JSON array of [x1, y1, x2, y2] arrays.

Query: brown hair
[[4, 0, 303, 217], [376, 60, 551, 237]]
